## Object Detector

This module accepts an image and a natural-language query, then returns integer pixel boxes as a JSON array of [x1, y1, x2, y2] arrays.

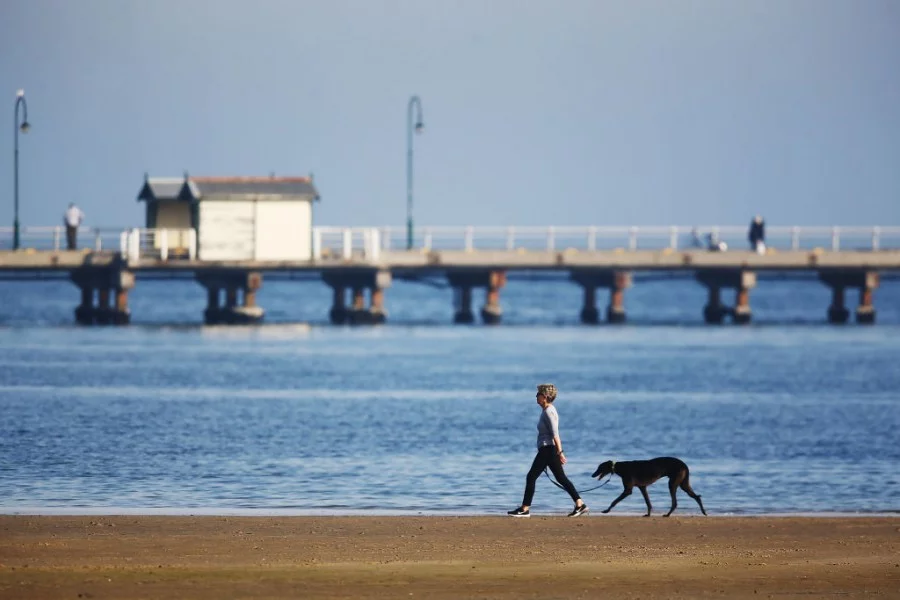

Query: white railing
[[119, 228, 197, 263], [373, 226, 900, 253], [0, 226, 124, 252], [3, 225, 898, 261], [313, 227, 381, 261]]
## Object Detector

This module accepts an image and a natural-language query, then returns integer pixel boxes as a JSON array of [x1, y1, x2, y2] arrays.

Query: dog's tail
[[678, 465, 708, 516]]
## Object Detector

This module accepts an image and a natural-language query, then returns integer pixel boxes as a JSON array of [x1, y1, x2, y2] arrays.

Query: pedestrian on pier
[[64, 203, 85, 250], [691, 227, 704, 248], [748, 215, 765, 254], [508, 383, 588, 518], [706, 232, 727, 252]]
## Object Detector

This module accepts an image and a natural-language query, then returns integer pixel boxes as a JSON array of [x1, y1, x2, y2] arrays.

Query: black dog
[[591, 457, 707, 517]]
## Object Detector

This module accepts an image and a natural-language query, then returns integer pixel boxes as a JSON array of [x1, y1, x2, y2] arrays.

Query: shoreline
[[3, 507, 899, 517], [2, 515, 897, 599]]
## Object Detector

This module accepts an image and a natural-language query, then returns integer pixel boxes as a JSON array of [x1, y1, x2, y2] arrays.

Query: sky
[[1, 0, 898, 230]]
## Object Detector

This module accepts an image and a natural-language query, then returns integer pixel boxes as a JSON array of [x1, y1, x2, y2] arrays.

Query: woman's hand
[[559, 452, 567, 465]]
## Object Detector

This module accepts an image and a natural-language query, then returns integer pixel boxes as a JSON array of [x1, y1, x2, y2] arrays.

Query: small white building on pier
[[137, 174, 320, 260]]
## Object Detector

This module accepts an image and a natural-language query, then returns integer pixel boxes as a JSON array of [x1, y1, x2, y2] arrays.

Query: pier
[[0, 225, 898, 325]]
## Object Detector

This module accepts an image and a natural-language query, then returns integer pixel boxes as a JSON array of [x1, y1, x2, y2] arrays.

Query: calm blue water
[[1, 276, 898, 516]]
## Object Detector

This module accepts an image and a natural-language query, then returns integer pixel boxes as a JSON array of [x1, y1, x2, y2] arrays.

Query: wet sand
[[1, 515, 898, 599]]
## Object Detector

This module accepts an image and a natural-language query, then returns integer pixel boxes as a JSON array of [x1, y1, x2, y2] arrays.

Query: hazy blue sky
[[1, 0, 898, 229]]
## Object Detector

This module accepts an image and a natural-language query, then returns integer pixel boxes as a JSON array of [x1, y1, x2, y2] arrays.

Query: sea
[[1, 274, 898, 517]]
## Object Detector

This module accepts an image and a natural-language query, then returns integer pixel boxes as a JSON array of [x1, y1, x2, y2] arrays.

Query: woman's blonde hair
[[536, 383, 557, 402]]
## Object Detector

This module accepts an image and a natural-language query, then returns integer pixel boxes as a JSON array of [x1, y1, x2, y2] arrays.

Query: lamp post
[[406, 95, 424, 250], [13, 89, 30, 251]]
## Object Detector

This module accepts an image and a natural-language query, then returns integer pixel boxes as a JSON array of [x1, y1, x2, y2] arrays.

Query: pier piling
[[481, 271, 507, 325], [579, 286, 599, 324], [696, 270, 756, 325], [607, 271, 631, 324], [703, 286, 727, 324], [71, 266, 133, 325], [733, 287, 752, 325], [448, 270, 506, 324], [827, 286, 849, 324], [197, 271, 265, 324], [349, 286, 366, 324], [329, 286, 347, 324], [369, 288, 387, 324], [820, 270, 878, 324], [570, 270, 632, 324], [453, 286, 474, 324], [323, 270, 391, 325], [96, 288, 112, 325]]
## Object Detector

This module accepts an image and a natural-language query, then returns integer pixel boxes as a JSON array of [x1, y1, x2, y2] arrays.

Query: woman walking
[[508, 383, 588, 517]]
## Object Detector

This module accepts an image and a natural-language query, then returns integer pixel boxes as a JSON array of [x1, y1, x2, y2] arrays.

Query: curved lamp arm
[[15, 90, 30, 133]]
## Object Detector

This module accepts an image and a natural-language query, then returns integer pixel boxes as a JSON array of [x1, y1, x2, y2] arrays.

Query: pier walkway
[[1, 225, 898, 325]]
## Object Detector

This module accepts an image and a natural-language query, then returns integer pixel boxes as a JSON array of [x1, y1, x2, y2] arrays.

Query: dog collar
[[610, 460, 616, 474]]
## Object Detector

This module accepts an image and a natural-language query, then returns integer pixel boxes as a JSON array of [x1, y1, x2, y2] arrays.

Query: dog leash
[[543, 468, 613, 494]]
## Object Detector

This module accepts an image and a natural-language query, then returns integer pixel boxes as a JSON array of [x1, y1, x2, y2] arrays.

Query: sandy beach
[[1, 515, 897, 599]]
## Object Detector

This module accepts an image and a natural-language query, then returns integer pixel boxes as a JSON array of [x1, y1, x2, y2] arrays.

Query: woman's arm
[[554, 435, 567, 464], [548, 409, 566, 464]]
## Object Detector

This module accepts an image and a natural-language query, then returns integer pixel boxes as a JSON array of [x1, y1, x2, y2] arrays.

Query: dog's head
[[592, 460, 615, 479]]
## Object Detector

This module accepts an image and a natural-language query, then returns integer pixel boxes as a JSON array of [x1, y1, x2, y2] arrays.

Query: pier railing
[[2, 225, 898, 262], [376, 226, 900, 253], [313, 227, 381, 261], [0, 226, 124, 252], [119, 228, 197, 263]]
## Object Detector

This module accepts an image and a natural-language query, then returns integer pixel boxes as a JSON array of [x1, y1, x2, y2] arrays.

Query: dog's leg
[[638, 486, 652, 517], [601, 485, 632, 514], [680, 479, 707, 516], [665, 478, 679, 517]]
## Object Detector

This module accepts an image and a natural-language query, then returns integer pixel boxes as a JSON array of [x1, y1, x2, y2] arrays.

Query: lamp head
[[19, 121, 30, 133], [414, 122, 424, 134]]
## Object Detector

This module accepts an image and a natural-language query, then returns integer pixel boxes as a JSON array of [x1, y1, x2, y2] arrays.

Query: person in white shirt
[[64, 203, 85, 250]]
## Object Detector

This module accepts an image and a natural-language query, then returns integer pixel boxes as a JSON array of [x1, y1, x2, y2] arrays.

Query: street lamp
[[406, 95, 424, 250], [13, 89, 30, 251]]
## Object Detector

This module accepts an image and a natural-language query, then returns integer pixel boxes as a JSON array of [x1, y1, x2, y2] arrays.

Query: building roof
[[137, 177, 185, 202], [138, 175, 319, 202]]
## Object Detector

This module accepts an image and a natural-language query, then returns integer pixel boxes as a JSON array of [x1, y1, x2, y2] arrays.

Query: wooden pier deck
[[3, 248, 900, 272]]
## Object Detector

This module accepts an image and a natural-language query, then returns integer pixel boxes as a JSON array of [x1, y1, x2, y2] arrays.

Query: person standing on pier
[[508, 383, 588, 518], [64, 203, 85, 250], [748, 215, 765, 254]]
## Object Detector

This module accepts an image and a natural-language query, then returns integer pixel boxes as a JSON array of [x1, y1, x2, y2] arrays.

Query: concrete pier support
[[570, 270, 632, 324], [702, 287, 727, 324], [196, 271, 265, 324], [820, 270, 878, 324], [857, 286, 876, 324], [329, 286, 348, 324], [607, 271, 631, 324], [71, 266, 134, 325], [733, 287, 752, 325], [322, 270, 391, 325], [447, 270, 507, 324], [580, 286, 599, 324], [826, 285, 849, 324], [96, 288, 112, 325], [75, 285, 93, 325], [696, 270, 756, 325], [453, 286, 475, 324], [481, 271, 507, 325], [348, 286, 368, 325], [369, 287, 387, 324]]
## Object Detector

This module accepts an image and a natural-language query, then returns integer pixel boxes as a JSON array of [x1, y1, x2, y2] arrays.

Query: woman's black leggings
[[522, 446, 581, 506]]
